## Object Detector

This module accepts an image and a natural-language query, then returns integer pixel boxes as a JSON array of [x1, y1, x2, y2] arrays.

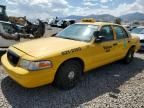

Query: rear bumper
[[1, 54, 56, 88]]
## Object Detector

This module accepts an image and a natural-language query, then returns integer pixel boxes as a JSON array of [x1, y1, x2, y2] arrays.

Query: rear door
[[113, 25, 131, 58]]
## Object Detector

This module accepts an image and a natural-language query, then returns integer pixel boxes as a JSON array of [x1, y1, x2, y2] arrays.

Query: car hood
[[131, 33, 144, 40], [12, 37, 89, 57]]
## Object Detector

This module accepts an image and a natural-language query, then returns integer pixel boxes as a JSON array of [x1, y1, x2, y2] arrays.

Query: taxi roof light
[[81, 18, 96, 23]]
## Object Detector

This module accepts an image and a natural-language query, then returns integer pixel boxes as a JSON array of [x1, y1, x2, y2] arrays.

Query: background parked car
[[49, 17, 59, 27], [129, 25, 137, 31], [57, 19, 76, 28], [0, 21, 20, 51], [123, 25, 131, 31], [131, 26, 144, 50]]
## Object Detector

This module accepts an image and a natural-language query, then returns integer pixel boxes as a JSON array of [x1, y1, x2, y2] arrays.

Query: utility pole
[[0, 5, 9, 21]]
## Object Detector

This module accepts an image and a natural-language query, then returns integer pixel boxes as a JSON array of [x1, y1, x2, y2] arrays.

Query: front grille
[[7, 50, 20, 66], [140, 40, 144, 43]]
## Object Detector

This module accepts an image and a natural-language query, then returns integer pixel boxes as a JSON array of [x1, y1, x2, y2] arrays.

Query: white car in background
[[123, 24, 131, 31], [57, 19, 76, 28], [131, 26, 144, 50], [0, 21, 18, 51]]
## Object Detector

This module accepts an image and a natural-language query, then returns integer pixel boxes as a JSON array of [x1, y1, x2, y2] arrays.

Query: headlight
[[19, 59, 52, 71]]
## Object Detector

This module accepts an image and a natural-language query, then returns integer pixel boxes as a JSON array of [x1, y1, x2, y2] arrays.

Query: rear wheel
[[123, 47, 135, 64], [54, 60, 82, 90]]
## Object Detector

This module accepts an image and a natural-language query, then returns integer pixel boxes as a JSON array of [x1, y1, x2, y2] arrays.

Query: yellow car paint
[[1, 22, 141, 88]]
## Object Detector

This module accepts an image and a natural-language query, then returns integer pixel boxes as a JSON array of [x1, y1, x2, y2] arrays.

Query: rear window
[[113, 26, 129, 39]]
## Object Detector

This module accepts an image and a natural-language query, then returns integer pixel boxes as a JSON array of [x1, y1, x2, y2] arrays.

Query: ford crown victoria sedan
[[1, 20, 140, 89]]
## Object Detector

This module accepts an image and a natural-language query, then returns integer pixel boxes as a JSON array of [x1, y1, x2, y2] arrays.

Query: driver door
[[86, 25, 118, 69]]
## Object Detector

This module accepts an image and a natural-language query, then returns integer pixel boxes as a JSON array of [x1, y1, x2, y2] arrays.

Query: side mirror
[[93, 31, 100, 37], [93, 31, 104, 43], [95, 36, 105, 43]]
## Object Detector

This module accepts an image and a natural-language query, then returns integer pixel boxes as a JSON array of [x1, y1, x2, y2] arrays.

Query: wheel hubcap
[[68, 71, 75, 80]]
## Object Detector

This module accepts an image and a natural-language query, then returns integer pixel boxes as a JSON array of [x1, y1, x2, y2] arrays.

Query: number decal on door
[[103, 46, 112, 52]]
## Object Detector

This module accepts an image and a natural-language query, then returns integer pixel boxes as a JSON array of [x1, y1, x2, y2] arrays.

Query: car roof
[[76, 22, 120, 26]]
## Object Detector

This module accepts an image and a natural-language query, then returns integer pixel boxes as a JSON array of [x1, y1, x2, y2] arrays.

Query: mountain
[[90, 14, 116, 21], [64, 12, 144, 22], [120, 12, 144, 21], [65, 15, 83, 19], [65, 14, 116, 22]]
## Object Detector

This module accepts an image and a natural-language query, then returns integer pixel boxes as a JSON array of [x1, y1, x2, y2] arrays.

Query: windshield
[[131, 28, 144, 34], [56, 24, 98, 42]]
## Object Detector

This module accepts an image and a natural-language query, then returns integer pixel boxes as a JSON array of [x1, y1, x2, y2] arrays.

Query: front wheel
[[54, 60, 82, 90], [123, 47, 135, 64]]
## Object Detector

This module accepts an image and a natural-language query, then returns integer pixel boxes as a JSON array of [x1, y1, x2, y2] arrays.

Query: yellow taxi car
[[1, 19, 140, 89]]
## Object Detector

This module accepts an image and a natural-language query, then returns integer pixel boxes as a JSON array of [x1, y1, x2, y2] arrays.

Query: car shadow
[[1, 57, 144, 108], [137, 50, 144, 54]]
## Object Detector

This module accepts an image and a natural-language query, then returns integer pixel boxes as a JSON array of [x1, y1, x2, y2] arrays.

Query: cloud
[[99, 0, 112, 3], [6, 0, 70, 18], [84, 0, 113, 3], [83, 2, 98, 6], [4, 0, 144, 19], [72, 0, 144, 16], [111, 0, 144, 16]]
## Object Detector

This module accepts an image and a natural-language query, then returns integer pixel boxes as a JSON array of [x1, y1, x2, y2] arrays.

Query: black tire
[[54, 60, 82, 90], [123, 47, 135, 64]]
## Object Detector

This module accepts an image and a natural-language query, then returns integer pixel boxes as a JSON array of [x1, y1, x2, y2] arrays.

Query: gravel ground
[[0, 27, 144, 108], [0, 52, 143, 108]]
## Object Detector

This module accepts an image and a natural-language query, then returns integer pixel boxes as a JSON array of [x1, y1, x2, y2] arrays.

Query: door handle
[[128, 40, 131, 43], [113, 43, 118, 46]]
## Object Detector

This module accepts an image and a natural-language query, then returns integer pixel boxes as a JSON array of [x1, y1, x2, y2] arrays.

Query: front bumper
[[1, 54, 56, 88]]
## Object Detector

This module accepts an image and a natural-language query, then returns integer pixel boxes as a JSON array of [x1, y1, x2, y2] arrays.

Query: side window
[[100, 26, 114, 41], [114, 26, 128, 39]]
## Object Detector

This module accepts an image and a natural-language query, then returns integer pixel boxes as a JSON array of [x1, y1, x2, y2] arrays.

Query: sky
[[0, 0, 144, 19]]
